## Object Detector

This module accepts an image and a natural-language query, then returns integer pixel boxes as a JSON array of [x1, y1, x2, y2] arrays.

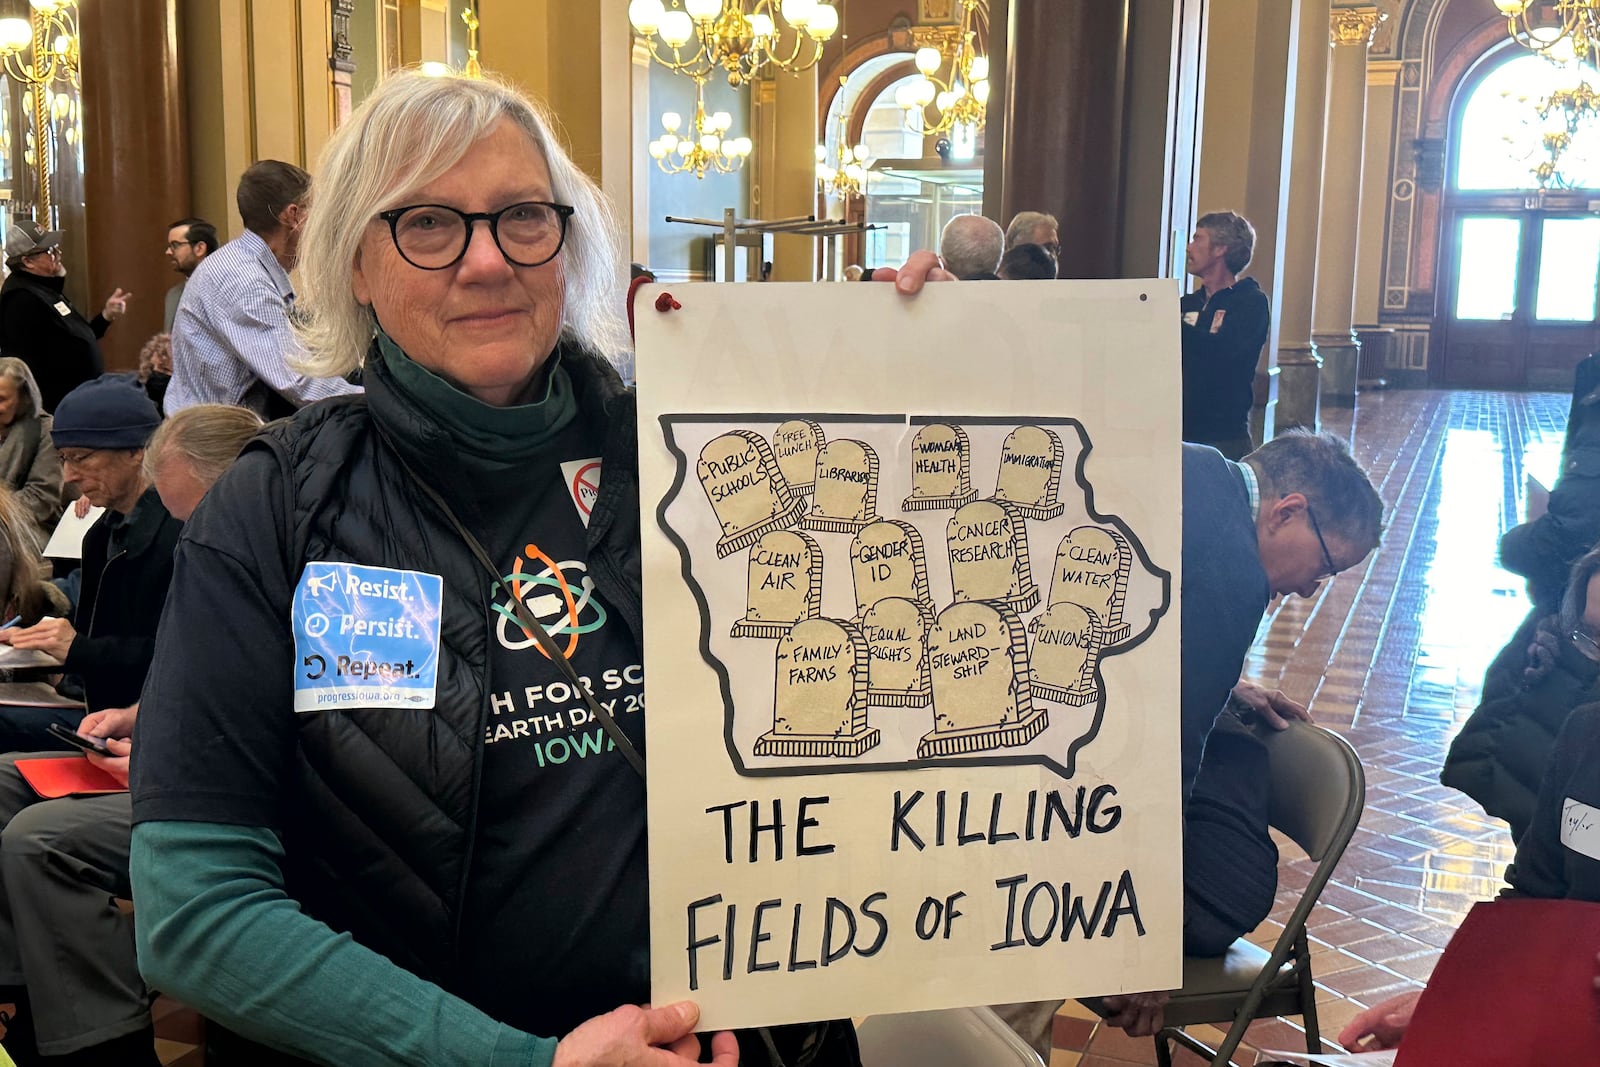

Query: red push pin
[[654, 292, 682, 312]]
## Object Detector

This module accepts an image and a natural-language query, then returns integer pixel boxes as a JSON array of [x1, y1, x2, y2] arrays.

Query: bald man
[[938, 213, 1004, 280]]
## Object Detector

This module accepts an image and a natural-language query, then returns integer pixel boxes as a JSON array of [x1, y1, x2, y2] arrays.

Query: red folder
[[14, 757, 126, 798], [1395, 898, 1600, 1066]]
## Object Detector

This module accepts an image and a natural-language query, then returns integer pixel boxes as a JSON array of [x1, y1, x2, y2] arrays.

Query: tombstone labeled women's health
[[638, 280, 1181, 1030]]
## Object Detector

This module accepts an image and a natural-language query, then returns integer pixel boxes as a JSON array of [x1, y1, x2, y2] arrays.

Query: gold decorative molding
[[1367, 59, 1403, 85], [1331, 6, 1384, 48], [910, 24, 966, 53]]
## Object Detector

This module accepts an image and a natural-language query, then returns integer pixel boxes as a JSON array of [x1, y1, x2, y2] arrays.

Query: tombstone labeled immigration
[[755, 617, 880, 757], [919, 601, 1046, 757], [946, 499, 1040, 613], [860, 596, 935, 708], [902, 422, 978, 512], [850, 520, 932, 620], [1049, 525, 1133, 643], [772, 419, 825, 496], [803, 438, 882, 534], [731, 530, 823, 639], [696, 430, 805, 558], [992, 425, 1065, 520], [1029, 602, 1103, 705]]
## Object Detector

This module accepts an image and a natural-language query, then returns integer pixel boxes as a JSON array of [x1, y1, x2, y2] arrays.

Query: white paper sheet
[[42, 505, 104, 559]]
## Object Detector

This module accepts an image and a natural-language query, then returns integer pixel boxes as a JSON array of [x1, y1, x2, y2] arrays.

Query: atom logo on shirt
[[492, 542, 608, 657]]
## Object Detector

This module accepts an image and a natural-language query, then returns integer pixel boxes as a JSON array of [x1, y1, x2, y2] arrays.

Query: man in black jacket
[[0, 222, 131, 412], [1180, 211, 1271, 460], [0, 378, 178, 750]]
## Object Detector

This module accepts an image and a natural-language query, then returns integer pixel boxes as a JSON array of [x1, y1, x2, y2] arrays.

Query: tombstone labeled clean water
[[860, 597, 935, 708], [919, 601, 1046, 757], [756, 618, 881, 757], [1029, 602, 1102, 705], [850, 520, 932, 619], [946, 499, 1040, 612], [772, 419, 825, 496], [696, 430, 805, 558], [732, 530, 823, 639], [902, 422, 978, 512], [1049, 525, 1133, 643], [992, 425, 1065, 520], [803, 439, 882, 534]]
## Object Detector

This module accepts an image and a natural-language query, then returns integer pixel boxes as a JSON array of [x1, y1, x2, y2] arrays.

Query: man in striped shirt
[[166, 161, 361, 418]]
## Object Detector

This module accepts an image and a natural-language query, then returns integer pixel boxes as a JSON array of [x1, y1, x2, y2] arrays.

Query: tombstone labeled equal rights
[[731, 529, 823, 639], [860, 596, 935, 708], [902, 422, 978, 512], [696, 430, 806, 558], [755, 617, 881, 758], [919, 600, 1047, 757]]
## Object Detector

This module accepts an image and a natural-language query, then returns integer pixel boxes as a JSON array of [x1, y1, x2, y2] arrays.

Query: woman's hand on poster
[[867, 250, 958, 294], [552, 1002, 738, 1066], [1337, 989, 1421, 1051], [1230, 680, 1313, 730], [1099, 990, 1170, 1037]]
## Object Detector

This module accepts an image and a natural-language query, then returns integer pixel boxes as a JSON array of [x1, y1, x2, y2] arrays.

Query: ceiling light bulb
[[701, 134, 721, 153], [712, 111, 732, 131], [0, 19, 31, 53], [912, 78, 937, 106], [1493, 0, 1527, 13], [915, 47, 942, 75], [685, 0, 721, 19], [747, 12, 775, 37], [628, 0, 666, 34], [853, 144, 870, 163], [895, 83, 917, 110], [936, 89, 956, 111], [782, 0, 818, 27], [678, 141, 694, 157], [969, 55, 989, 82], [660, 133, 679, 151], [661, 111, 682, 132], [806, 4, 837, 38], [973, 80, 991, 105], [418, 61, 453, 77], [649, 140, 669, 159], [659, 10, 694, 47]]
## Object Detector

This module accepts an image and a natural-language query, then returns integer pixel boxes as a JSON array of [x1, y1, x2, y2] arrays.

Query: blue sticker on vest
[[292, 561, 443, 712]]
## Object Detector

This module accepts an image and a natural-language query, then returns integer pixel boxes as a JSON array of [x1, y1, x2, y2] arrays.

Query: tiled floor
[[1047, 387, 1572, 1066], [151, 388, 1570, 1067]]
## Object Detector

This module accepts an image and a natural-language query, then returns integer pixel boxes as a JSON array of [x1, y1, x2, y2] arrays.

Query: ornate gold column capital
[[1331, 6, 1384, 48]]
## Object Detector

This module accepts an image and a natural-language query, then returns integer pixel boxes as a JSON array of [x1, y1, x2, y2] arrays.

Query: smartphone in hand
[[45, 722, 112, 756]]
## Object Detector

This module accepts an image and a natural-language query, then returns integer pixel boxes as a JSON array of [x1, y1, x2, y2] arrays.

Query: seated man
[[0, 379, 178, 752], [938, 214, 1004, 280], [0, 404, 261, 1066]]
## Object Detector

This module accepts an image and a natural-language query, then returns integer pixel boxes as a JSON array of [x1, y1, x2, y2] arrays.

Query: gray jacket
[[0, 413, 63, 551]]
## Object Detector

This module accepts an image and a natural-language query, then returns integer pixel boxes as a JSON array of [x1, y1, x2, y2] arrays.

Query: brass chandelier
[[895, 0, 989, 138], [0, 0, 80, 221], [1496, 0, 1600, 66], [816, 83, 872, 201], [1533, 79, 1600, 186], [627, 0, 838, 86], [649, 79, 754, 178]]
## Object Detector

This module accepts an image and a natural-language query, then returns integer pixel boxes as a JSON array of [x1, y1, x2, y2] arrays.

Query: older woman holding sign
[[128, 71, 866, 1066]]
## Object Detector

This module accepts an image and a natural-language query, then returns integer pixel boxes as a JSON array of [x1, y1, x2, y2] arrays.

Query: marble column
[[1312, 7, 1382, 406], [1274, 0, 1333, 431]]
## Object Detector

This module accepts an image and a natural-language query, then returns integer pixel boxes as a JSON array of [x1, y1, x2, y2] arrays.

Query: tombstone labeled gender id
[[732, 530, 823, 639], [803, 439, 882, 535], [919, 601, 1047, 758], [902, 423, 978, 512], [992, 425, 1065, 520], [947, 499, 1040, 613], [1029, 602, 1103, 706], [755, 618, 881, 758], [772, 419, 825, 496], [850, 520, 932, 619], [1049, 525, 1133, 643], [697, 430, 806, 558], [860, 597, 935, 708]]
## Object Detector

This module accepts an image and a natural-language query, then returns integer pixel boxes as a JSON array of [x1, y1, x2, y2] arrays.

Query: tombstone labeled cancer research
[[1049, 525, 1134, 643], [992, 425, 1066, 520], [756, 618, 880, 757], [860, 596, 935, 708], [946, 499, 1040, 613], [919, 601, 1046, 757], [696, 430, 805, 558], [803, 439, 882, 534], [731, 530, 823, 639], [849, 520, 932, 619], [1029, 602, 1103, 706], [902, 423, 978, 512], [772, 419, 825, 496]]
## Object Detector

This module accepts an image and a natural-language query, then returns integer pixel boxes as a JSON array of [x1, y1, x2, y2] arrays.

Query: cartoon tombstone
[[992, 425, 1065, 520], [772, 419, 825, 496], [946, 499, 1040, 613], [697, 430, 805, 558], [919, 601, 1047, 757], [850, 520, 931, 619], [860, 597, 935, 708], [803, 439, 882, 535], [902, 423, 978, 512], [1029, 602, 1103, 706], [755, 618, 881, 757], [1049, 525, 1133, 643], [731, 530, 823, 639]]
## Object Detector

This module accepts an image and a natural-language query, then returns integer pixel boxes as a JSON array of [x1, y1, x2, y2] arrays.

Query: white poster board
[[635, 279, 1183, 1031]]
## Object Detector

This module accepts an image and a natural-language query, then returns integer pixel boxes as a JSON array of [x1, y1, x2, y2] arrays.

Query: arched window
[[1456, 53, 1600, 191]]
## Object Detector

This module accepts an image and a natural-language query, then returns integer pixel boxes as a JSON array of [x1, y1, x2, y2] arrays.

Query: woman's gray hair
[[142, 404, 264, 489], [0, 357, 42, 422], [294, 70, 630, 378]]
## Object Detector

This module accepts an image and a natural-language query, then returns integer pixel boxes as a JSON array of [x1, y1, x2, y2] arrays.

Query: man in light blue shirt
[[166, 161, 361, 418]]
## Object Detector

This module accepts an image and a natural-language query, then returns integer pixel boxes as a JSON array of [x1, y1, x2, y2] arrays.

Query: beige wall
[[1355, 61, 1399, 327]]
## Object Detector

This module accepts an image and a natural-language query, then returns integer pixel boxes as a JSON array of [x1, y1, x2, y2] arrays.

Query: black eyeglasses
[[1306, 502, 1338, 581], [1573, 626, 1600, 662], [376, 201, 575, 271], [165, 239, 193, 251]]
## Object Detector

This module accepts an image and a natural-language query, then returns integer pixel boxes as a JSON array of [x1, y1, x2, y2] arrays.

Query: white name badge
[[561, 457, 602, 527], [1561, 797, 1600, 861], [53, 301, 70, 316], [291, 561, 444, 713], [1181, 311, 1199, 327]]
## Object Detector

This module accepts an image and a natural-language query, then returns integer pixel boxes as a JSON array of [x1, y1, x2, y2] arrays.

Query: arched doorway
[[1436, 52, 1600, 387]]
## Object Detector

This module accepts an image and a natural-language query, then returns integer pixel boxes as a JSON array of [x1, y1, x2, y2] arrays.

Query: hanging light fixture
[[0, 0, 79, 222], [628, 0, 838, 86], [895, 0, 988, 140], [1496, 0, 1598, 67], [816, 80, 872, 201], [649, 78, 754, 178]]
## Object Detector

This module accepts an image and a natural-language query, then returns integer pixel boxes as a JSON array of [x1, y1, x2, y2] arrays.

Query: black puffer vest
[[247, 344, 641, 995]]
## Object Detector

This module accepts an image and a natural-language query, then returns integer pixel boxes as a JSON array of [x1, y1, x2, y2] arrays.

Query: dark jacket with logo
[[0, 270, 108, 412], [1180, 277, 1270, 447], [62, 486, 182, 710]]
